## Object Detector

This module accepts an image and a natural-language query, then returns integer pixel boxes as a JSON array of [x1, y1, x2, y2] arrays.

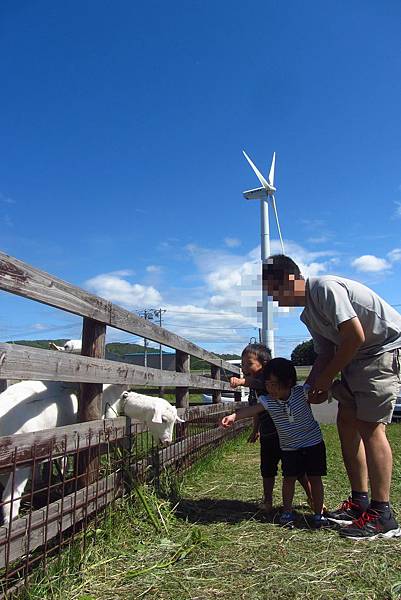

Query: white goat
[[0, 383, 184, 524], [120, 391, 185, 445], [48, 339, 82, 353]]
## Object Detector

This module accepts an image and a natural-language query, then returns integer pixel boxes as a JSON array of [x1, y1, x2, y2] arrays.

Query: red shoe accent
[[350, 510, 380, 529]]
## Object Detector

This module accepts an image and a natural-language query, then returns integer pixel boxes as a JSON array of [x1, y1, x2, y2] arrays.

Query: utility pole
[[154, 308, 166, 369], [138, 308, 166, 369]]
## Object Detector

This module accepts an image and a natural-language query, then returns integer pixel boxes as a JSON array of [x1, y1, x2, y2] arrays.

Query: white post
[[260, 197, 275, 357]]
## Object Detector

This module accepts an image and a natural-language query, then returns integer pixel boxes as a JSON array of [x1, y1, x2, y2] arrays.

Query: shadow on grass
[[175, 497, 330, 531]]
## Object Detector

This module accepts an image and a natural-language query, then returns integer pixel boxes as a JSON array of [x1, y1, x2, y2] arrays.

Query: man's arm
[[310, 317, 365, 396]]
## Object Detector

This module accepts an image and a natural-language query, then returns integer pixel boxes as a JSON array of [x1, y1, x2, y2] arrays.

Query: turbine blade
[[268, 152, 276, 187], [242, 150, 271, 190], [272, 195, 285, 254]]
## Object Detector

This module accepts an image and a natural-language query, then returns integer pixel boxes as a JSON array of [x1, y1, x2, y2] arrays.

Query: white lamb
[[0, 383, 184, 524]]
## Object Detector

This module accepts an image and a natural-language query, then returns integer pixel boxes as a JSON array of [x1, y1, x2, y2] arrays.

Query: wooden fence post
[[175, 350, 189, 441], [211, 366, 221, 404], [78, 318, 106, 485], [175, 350, 190, 409]]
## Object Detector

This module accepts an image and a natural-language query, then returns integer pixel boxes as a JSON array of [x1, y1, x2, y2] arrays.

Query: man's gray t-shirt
[[300, 276, 401, 358]]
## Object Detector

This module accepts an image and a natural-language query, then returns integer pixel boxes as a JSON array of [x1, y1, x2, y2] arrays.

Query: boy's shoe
[[312, 513, 330, 529], [307, 498, 327, 512], [279, 511, 296, 528], [325, 497, 365, 526], [339, 509, 401, 541], [260, 500, 273, 513]]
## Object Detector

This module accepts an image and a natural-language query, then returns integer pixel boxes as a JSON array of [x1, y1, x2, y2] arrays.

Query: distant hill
[[8, 340, 240, 369]]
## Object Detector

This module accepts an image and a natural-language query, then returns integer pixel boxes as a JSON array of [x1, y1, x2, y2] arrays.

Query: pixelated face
[[241, 353, 264, 376], [263, 270, 304, 307], [264, 374, 291, 401]]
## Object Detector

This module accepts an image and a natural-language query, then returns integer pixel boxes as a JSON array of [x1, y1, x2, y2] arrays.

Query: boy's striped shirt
[[257, 385, 322, 451]]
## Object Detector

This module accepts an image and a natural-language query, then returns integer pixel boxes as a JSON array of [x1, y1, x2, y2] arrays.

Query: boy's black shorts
[[260, 433, 281, 477], [281, 441, 326, 477]]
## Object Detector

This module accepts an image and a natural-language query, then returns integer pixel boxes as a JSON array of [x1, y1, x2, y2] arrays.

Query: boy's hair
[[263, 255, 303, 285], [241, 343, 272, 367], [263, 357, 297, 388]]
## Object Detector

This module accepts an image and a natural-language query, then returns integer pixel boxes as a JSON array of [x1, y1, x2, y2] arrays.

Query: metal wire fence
[[0, 403, 248, 597]]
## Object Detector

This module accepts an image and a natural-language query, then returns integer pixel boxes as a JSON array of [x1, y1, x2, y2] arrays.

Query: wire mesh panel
[[0, 404, 248, 597]]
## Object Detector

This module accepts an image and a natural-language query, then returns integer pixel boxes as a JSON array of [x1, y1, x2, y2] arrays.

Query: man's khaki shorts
[[331, 349, 401, 424]]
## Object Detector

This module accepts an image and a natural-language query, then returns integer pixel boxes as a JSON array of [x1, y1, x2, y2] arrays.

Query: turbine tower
[[242, 150, 285, 357]]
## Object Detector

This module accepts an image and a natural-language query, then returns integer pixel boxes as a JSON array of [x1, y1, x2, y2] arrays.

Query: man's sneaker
[[339, 509, 401, 541], [312, 513, 330, 529], [279, 511, 296, 528], [325, 497, 365, 526]]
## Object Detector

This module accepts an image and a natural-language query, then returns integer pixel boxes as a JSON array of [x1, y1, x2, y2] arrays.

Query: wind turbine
[[242, 150, 285, 357]]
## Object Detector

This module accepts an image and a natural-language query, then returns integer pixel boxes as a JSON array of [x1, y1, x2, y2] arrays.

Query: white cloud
[[308, 235, 329, 244], [394, 202, 401, 218], [388, 248, 401, 263], [146, 265, 161, 273], [32, 323, 49, 331], [0, 192, 15, 204], [224, 237, 241, 248], [85, 273, 162, 308], [81, 238, 338, 353], [109, 269, 134, 277], [351, 255, 391, 272]]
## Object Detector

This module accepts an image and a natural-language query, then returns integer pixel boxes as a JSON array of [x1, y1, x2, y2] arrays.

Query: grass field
[[22, 424, 401, 600]]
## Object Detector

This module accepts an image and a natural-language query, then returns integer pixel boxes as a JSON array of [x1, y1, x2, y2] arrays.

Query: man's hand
[[230, 377, 246, 388], [221, 413, 236, 428], [312, 373, 334, 393], [307, 389, 329, 404]]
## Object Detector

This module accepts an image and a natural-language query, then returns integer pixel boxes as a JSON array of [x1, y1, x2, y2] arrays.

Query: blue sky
[[1, 1, 401, 357]]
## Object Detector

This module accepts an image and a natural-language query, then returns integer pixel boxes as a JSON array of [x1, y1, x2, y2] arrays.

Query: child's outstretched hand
[[230, 377, 245, 388], [221, 413, 236, 428]]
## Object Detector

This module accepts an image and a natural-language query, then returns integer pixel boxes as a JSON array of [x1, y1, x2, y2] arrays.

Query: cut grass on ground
[[21, 425, 401, 600]]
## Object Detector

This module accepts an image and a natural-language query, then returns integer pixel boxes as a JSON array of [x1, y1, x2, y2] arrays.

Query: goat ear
[[175, 415, 185, 423], [122, 391, 129, 399], [152, 406, 163, 424]]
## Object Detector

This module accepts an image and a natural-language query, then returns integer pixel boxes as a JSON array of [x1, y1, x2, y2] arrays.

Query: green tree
[[291, 339, 316, 365]]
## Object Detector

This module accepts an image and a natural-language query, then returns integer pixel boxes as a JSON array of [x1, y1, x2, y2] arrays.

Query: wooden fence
[[0, 251, 247, 596]]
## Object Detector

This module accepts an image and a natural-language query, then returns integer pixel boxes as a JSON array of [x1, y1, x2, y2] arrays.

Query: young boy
[[223, 357, 328, 528], [230, 346, 313, 515]]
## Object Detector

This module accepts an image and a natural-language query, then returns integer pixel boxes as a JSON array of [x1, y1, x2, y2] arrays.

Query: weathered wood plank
[[0, 403, 239, 469], [175, 350, 189, 409], [211, 366, 222, 404], [79, 318, 106, 422], [0, 252, 240, 374], [0, 471, 122, 568], [0, 407, 249, 570], [0, 417, 136, 468], [79, 319, 107, 484], [0, 343, 235, 390]]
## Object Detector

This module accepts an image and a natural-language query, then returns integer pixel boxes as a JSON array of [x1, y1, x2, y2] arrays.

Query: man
[[263, 254, 401, 540]]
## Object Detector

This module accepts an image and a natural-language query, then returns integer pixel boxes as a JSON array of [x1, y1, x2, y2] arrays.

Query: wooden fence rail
[[0, 250, 248, 597], [0, 252, 240, 375], [0, 343, 234, 390]]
